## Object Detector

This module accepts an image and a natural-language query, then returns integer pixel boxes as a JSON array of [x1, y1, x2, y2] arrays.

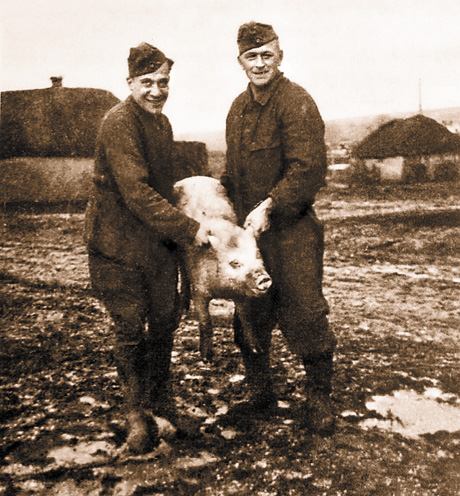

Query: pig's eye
[[229, 260, 241, 268]]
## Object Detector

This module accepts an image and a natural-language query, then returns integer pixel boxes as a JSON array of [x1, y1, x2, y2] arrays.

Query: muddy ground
[[1, 181, 459, 495]]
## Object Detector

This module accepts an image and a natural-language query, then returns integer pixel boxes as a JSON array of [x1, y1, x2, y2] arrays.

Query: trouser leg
[[113, 330, 146, 412], [301, 329, 335, 435], [141, 258, 202, 436], [144, 321, 202, 436], [88, 253, 157, 453], [300, 315, 335, 395], [258, 215, 336, 432], [88, 253, 148, 411], [233, 296, 277, 410], [113, 331, 158, 453], [140, 253, 180, 413], [263, 213, 333, 357], [303, 351, 334, 396], [142, 326, 175, 412]]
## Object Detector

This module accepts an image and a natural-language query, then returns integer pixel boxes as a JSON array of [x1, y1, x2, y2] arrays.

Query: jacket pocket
[[248, 133, 281, 152]]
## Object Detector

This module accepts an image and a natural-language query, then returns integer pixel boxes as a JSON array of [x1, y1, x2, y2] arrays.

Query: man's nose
[[254, 55, 265, 67], [149, 84, 162, 96]]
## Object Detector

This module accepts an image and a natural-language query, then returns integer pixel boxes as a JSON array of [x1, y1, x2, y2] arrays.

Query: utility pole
[[418, 79, 423, 114]]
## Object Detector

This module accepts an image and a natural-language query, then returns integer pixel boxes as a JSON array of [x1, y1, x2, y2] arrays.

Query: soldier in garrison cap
[[221, 22, 336, 435], [85, 42, 209, 454]]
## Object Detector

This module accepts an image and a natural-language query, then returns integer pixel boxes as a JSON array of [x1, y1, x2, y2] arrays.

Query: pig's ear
[[207, 233, 220, 249]]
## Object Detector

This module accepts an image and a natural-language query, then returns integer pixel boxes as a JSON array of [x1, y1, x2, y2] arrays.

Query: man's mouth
[[146, 97, 165, 104]]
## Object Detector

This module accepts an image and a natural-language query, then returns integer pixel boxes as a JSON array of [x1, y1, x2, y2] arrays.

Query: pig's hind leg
[[194, 296, 214, 362]]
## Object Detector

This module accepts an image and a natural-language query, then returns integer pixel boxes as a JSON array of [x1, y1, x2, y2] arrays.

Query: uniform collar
[[126, 94, 163, 120], [247, 71, 284, 106]]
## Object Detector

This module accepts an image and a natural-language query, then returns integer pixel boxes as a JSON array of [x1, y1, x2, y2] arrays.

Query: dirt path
[[1, 182, 459, 495]]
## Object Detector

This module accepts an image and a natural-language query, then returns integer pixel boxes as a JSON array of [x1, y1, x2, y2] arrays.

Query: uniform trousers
[[234, 210, 336, 360], [88, 250, 181, 411]]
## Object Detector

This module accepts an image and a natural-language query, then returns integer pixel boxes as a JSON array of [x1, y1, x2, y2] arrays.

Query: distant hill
[[177, 130, 226, 152], [177, 107, 460, 151]]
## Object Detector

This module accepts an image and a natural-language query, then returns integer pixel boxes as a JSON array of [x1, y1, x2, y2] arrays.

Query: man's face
[[238, 40, 283, 88], [127, 61, 170, 114]]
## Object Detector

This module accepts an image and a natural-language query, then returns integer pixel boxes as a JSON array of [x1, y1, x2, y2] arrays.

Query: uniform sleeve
[[220, 104, 239, 203], [101, 113, 199, 246], [269, 88, 327, 219]]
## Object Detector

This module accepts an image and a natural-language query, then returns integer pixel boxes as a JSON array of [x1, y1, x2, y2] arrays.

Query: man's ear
[[237, 55, 244, 69], [126, 77, 133, 89], [279, 50, 284, 64]]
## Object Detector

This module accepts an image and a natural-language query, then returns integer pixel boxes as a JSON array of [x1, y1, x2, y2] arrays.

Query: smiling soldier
[[221, 22, 337, 434], [84, 42, 209, 454]]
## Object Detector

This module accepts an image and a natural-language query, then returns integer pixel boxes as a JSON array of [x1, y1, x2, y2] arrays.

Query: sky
[[2, 0, 460, 137]]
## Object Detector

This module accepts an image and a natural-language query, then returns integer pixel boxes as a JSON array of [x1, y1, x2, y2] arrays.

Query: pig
[[173, 176, 272, 362]]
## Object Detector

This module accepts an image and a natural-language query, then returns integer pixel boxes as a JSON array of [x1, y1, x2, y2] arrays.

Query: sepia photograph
[[1, 0, 459, 494]]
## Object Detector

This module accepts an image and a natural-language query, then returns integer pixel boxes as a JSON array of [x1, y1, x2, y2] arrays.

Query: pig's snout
[[255, 273, 272, 293], [245, 270, 271, 296]]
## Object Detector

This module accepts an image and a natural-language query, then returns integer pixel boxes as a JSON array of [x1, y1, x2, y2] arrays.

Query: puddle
[[360, 388, 460, 438], [47, 440, 116, 466]]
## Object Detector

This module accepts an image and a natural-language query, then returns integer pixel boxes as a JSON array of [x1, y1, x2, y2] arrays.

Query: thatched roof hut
[[353, 114, 460, 160], [0, 79, 120, 158]]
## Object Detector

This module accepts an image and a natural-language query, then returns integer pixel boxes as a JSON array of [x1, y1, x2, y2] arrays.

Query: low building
[[0, 77, 120, 158], [351, 114, 460, 182]]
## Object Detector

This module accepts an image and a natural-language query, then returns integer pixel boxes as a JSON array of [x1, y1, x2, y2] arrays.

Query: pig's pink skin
[[174, 177, 272, 361]]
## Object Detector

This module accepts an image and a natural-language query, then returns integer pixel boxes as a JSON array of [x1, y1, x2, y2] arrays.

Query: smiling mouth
[[146, 98, 165, 105]]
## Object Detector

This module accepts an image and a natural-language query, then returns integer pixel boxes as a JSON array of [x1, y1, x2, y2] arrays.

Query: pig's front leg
[[234, 299, 263, 355], [194, 295, 214, 362]]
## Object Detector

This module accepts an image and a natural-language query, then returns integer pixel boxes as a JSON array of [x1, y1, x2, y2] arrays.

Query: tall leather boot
[[302, 352, 335, 435], [143, 330, 202, 437], [233, 311, 276, 414], [142, 333, 173, 413], [239, 348, 277, 412], [115, 343, 157, 454]]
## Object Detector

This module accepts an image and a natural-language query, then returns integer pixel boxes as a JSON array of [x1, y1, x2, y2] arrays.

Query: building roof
[[353, 114, 460, 159], [1, 85, 120, 158]]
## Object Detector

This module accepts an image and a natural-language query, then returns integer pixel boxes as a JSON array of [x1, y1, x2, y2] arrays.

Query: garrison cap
[[128, 42, 174, 78], [237, 21, 278, 55]]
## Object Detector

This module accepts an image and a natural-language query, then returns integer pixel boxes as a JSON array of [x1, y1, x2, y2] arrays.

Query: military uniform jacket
[[85, 95, 199, 268], [222, 73, 327, 227]]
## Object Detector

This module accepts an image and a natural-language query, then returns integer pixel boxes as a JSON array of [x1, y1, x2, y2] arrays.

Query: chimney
[[50, 76, 63, 88]]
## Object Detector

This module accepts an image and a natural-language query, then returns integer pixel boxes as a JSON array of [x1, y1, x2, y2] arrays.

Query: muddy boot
[[230, 349, 277, 416], [143, 335, 173, 409], [143, 333, 202, 438], [115, 344, 158, 453], [126, 410, 158, 454], [232, 310, 276, 415], [301, 352, 335, 436], [150, 395, 203, 439]]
